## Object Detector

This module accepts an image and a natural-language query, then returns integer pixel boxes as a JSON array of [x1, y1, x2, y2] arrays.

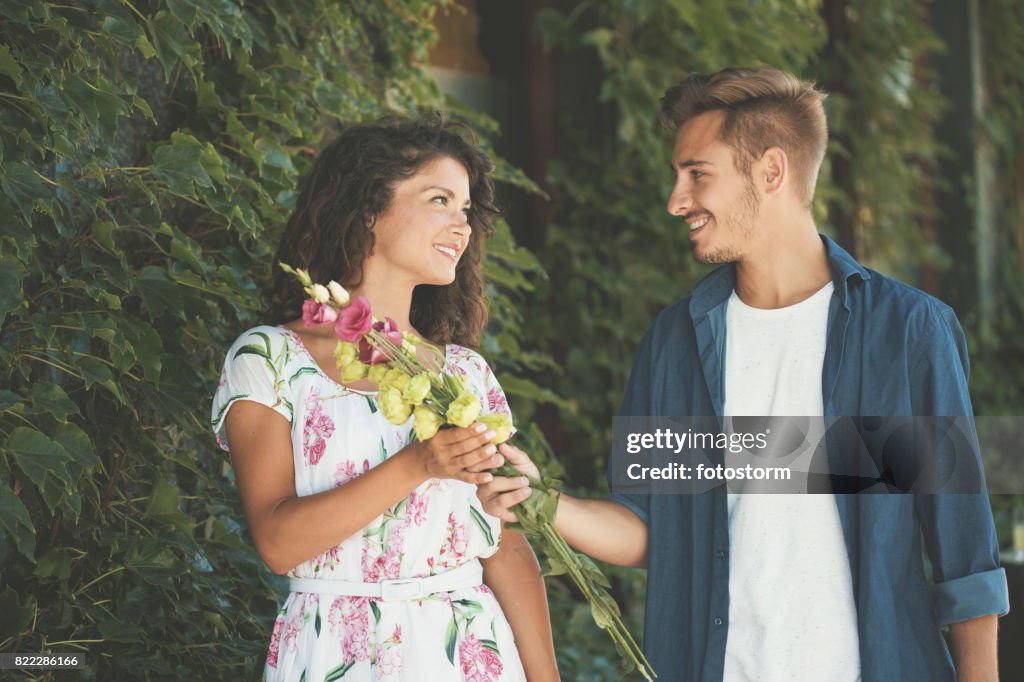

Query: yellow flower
[[334, 341, 358, 369], [367, 364, 389, 386], [341, 360, 367, 383], [383, 368, 409, 392], [477, 413, 513, 444], [446, 392, 482, 428], [413, 405, 443, 441], [379, 386, 412, 425], [403, 373, 431, 405]]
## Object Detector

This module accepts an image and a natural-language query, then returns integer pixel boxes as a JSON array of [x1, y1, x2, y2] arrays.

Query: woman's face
[[366, 156, 473, 288]]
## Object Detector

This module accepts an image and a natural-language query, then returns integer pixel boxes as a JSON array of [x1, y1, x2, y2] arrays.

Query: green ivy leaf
[[6, 427, 72, 508], [0, 483, 36, 560], [25, 382, 79, 420], [0, 162, 52, 224]]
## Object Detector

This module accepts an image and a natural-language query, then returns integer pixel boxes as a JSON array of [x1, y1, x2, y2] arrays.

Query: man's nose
[[667, 183, 690, 216]]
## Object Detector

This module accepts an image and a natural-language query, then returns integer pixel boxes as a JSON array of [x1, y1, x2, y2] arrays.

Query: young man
[[479, 66, 1009, 681]]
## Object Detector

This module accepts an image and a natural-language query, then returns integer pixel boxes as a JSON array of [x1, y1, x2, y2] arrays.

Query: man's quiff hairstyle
[[661, 66, 828, 206]]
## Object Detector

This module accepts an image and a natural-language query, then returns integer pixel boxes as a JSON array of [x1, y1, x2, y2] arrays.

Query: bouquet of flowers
[[282, 263, 656, 681]]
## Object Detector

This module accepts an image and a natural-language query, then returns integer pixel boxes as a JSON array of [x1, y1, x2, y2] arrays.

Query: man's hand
[[475, 443, 539, 522]]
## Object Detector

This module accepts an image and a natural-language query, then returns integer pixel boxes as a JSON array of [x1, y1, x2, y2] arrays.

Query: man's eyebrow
[[672, 159, 712, 170]]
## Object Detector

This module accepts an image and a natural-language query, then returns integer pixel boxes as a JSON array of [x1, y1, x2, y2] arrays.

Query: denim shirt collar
[[688, 233, 871, 321], [686, 234, 871, 417]]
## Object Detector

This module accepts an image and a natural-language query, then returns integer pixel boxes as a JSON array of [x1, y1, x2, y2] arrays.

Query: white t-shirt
[[721, 282, 861, 682]]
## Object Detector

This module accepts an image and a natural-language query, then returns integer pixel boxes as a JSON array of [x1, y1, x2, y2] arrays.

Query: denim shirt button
[[714, 617, 723, 626]]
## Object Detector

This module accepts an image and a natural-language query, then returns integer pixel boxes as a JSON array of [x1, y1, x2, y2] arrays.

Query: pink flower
[[267, 616, 284, 668], [459, 632, 503, 681], [333, 295, 373, 341], [358, 317, 404, 365], [302, 299, 339, 326], [303, 387, 335, 466]]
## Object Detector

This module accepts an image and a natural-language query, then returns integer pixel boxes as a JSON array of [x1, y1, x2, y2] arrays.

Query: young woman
[[211, 120, 558, 681]]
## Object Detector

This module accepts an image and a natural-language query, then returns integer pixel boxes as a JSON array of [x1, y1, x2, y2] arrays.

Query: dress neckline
[[276, 325, 449, 395]]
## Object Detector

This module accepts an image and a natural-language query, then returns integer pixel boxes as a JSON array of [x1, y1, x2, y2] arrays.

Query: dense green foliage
[[0, 1, 546, 678]]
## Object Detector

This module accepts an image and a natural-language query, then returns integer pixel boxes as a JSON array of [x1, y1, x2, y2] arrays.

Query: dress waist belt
[[288, 560, 483, 601]]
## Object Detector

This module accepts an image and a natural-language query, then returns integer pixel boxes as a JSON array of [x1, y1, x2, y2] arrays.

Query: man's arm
[[949, 614, 998, 682], [555, 494, 648, 567]]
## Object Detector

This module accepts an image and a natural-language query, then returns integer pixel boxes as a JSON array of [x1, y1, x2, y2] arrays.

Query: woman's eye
[[431, 195, 448, 206]]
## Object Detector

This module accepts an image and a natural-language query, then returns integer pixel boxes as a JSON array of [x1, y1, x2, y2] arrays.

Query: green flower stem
[[500, 482, 655, 680], [539, 521, 654, 680]]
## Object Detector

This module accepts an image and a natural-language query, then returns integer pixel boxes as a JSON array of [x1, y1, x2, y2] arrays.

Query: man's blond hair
[[661, 66, 828, 206]]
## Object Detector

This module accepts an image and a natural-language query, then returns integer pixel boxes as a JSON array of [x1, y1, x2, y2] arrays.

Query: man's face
[[667, 110, 761, 264]]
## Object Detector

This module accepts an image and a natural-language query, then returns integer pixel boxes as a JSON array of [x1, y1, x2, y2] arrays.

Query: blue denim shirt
[[611, 235, 1009, 682]]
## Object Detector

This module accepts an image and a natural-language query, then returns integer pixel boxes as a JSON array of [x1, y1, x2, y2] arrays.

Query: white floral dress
[[211, 325, 526, 682]]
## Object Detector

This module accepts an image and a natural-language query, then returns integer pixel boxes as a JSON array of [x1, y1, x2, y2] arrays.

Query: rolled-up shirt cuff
[[932, 567, 1010, 628]]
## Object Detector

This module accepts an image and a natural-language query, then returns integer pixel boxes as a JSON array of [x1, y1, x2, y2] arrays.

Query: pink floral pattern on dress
[[267, 615, 284, 669], [437, 511, 469, 570], [333, 460, 358, 486], [302, 386, 335, 465], [329, 596, 371, 664], [283, 596, 308, 653], [486, 386, 508, 415], [459, 633, 503, 681], [375, 624, 403, 679], [407, 491, 430, 527]]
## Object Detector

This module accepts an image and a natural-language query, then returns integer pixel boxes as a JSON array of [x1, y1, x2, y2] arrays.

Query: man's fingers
[[498, 443, 531, 465], [483, 487, 532, 521], [478, 475, 529, 496]]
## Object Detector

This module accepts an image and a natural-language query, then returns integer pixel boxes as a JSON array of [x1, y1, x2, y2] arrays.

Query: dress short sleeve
[[448, 345, 516, 436], [211, 326, 295, 451]]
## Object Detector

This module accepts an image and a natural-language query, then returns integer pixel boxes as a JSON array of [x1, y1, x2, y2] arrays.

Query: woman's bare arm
[[225, 400, 501, 574]]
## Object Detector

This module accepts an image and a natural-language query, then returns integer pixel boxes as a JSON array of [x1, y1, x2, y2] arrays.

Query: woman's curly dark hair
[[267, 118, 499, 347]]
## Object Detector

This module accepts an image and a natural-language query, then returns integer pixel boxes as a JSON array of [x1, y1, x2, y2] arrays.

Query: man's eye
[[691, 170, 704, 180]]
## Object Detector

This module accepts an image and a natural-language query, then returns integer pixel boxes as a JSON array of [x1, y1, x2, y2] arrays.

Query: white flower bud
[[327, 280, 350, 306], [311, 283, 330, 304]]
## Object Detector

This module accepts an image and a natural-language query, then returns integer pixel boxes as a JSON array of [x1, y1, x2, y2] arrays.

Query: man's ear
[[759, 146, 788, 195]]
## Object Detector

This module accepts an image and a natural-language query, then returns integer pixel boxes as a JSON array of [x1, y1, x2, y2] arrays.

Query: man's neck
[[733, 220, 832, 309]]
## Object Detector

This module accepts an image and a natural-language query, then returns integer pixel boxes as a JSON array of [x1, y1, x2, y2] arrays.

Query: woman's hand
[[407, 423, 503, 484], [475, 443, 539, 522]]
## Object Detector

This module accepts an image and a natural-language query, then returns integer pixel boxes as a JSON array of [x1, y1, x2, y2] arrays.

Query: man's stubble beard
[[693, 177, 761, 265]]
